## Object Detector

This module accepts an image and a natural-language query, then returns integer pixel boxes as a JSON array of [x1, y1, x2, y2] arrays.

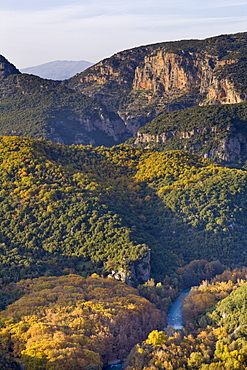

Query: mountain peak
[[0, 55, 20, 79], [21, 60, 93, 80]]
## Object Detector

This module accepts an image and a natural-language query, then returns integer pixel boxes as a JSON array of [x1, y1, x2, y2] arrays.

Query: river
[[166, 287, 191, 329], [105, 288, 190, 369]]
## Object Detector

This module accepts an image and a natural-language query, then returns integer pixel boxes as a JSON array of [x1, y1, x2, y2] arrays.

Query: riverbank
[[105, 288, 191, 370]]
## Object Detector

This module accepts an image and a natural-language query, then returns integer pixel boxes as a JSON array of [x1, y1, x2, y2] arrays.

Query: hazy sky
[[1, 0, 246, 69]]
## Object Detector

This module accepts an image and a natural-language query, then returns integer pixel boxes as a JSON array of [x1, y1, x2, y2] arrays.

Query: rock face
[[133, 102, 247, 164], [67, 32, 247, 143], [132, 51, 244, 105], [205, 75, 244, 105], [108, 250, 151, 285], [134, 129, 247, 163], [133, 51, 201, 92], [1, 32, 247, 146], [206, 133, 247, 162]]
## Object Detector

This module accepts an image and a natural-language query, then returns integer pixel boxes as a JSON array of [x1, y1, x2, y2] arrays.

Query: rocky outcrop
[[132, 50, 245, 105], [108, 250, 151, 285], [204, 76, 246, 105], [134, 131, 177, 145], [131, 249, 151, 283], [133, 51, 202, 93], [1, 33, 247, 147], [134, 126, 220, 145], [204, 133, 247, 162], [80, 61, 123, 85], [134, 126, 247, 163]]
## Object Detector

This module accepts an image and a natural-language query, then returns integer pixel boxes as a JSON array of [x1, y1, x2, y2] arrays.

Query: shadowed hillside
[[1, 136, 247, 285], [1, 32, 247, 148]]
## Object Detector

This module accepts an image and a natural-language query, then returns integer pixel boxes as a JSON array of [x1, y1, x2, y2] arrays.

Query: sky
[[0, 0, 246, 69]]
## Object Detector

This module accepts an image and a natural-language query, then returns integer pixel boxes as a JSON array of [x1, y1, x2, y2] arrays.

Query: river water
[[105, 288, 191, 369], [166, 287, 191, 329]]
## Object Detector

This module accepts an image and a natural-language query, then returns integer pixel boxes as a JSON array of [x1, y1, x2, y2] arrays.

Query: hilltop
[[1, 136, 247, 284], [129, 102, 247, 166], [20, 60, 93, 80], [1, 32, 247, 150]]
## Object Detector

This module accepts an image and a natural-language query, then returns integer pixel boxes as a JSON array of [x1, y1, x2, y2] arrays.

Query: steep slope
[[0, 136, 152, 284], [129, 102, 247, 166], [0, 55, 20, 80], [124, 276, 247, 370], [68, 32, 247, 136], [21, 60, 93, 80], [0, 56, 127, 146], [1, 136, 247, 284], [1, 32, 247, 147]]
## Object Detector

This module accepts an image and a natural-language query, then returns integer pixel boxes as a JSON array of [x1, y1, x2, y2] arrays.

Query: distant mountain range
[[2, 32, 247, 370], [1, 31, 247, 156], [20, 60, 93, 80]]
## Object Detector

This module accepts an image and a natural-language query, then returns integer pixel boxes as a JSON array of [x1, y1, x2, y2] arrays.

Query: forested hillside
[[124, 269, 247, 370], [130, 102, 247, 166], [1, 32, 247, 148], [0, 59, 126, 146], [1, 136, 247, 286], [0, 275, 164, 369]]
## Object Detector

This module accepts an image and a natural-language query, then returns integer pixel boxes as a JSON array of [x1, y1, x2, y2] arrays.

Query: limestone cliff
[[67, 32, 247, 143], [134, 128, 247, 163], [107, 250, 151, 285], [132, 102, 247, 165], [1, 32, 247, 147], [132, 50, 245, 105], [204, 75, 245, 105]]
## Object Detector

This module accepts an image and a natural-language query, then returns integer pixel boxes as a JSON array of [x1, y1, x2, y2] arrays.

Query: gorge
[[0, 31, 247, 369], [0, 32, 246, 148]]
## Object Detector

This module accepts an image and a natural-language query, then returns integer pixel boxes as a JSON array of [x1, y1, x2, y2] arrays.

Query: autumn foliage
[[0, 275, 164, 369]]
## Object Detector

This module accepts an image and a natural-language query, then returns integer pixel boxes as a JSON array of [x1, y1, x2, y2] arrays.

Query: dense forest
[[124, 268, 247, 370], [1, 31, 247, 369], [0, 275, 164, 369], [129, 102, 247, 166], [1, 136, 247, 285]]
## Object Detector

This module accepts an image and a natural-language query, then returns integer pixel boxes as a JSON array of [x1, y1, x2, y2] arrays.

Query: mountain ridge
[[21, 59, 93, 80], [128, 102, 247, 166], [1, 32, 247, 369], [67, 31, 247, 135], [1, 31, 247, 151]]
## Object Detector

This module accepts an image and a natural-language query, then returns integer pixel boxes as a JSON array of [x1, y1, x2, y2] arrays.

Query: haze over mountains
[[1, 32, 247, 369], [1, 32, 247, 153], [20, 60, 93, 80]]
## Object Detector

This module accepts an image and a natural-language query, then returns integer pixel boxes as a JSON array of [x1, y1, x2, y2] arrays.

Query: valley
[[0, 31, 247, 369]]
